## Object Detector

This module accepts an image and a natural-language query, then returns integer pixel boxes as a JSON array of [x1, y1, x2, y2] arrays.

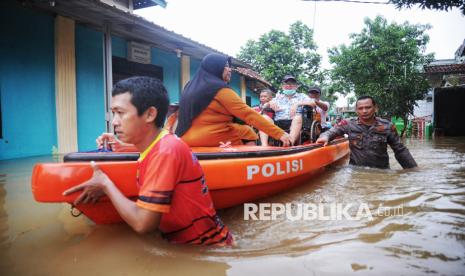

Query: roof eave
[[24, 0, 250, 66]]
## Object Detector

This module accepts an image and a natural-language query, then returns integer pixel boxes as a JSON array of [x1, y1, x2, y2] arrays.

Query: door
[[112, 56, 163, 84]]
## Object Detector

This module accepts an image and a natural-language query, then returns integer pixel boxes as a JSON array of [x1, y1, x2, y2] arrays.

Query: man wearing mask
[[269, 75, 315, 145]]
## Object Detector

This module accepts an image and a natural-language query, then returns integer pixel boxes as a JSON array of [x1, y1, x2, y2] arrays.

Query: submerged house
[[423, 39, 465, 136], [0, 0, 270, 160]]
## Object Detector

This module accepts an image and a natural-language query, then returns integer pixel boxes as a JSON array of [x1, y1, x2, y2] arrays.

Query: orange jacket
[[181, 88, 284, 147]]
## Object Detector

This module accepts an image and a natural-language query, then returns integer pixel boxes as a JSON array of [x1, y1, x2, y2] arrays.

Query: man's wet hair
[[356, 95, 376, 107], [112, 76, 169, 128]]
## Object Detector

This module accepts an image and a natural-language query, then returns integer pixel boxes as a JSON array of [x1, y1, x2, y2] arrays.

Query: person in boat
[[252, 88, 275, 119], [63, 76, 233, 245], [306, 86, 330, 132], [316, 95, 417, 169], [175, 53, 291, 147], [335, 115, 348, 127], [252, 88, 276, 146], [268, 75, 316, 145]]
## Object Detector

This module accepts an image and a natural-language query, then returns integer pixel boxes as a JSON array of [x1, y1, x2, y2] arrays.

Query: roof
[[424, 63, 465, 74], [427, 59, 457, 66], [23, 0, 249, 67], [233, 67, 272, 88]]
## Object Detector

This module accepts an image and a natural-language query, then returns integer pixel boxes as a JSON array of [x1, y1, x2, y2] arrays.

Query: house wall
[[0, 0, 259, 160], [111, 35, 127, 58], [152, 48, 181, 102], [230, 72, 241, 97], [248, 90, 259, 106], [111, 36, 181, 103], [75, 25, 106, 151], [0, 1, 57, 160]]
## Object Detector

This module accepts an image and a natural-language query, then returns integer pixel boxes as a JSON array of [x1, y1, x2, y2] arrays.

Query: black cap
[[282, 74, 297, 83], [308, 86, 321, 94]]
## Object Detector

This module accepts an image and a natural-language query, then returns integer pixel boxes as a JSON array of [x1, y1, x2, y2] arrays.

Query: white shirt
[[272, 92, 310, 121], [315, 100, 330, 127]]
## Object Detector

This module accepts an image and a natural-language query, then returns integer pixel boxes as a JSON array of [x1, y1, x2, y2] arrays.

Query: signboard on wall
[[127, 41, 151, 64]]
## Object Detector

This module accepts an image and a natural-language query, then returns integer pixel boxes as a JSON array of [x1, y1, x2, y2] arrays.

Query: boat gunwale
[[63, 138, 347, 162]]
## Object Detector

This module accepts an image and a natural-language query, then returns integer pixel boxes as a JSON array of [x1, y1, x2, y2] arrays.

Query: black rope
[[70, 205, 83, 217]]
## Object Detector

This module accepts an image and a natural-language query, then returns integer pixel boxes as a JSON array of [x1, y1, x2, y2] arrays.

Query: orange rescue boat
[[32, 138, 349, 224]]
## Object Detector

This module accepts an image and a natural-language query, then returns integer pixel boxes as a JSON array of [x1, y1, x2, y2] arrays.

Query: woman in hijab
[[176, 53, 291, 147]]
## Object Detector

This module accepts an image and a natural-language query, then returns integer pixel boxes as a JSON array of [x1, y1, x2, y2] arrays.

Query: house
[[423, 39, 465, 136], [0, 0, 268, 160]]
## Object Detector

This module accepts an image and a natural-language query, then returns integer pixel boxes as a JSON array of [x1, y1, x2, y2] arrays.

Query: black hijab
[[175, 53, 231, 137]]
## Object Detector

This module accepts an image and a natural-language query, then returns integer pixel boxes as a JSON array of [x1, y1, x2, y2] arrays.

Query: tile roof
[[233, 67, 272, 88], [424, 63, 465, 74]]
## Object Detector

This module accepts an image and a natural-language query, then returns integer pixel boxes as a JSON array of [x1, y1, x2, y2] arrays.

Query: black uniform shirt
[[320, 117, 417, 169]]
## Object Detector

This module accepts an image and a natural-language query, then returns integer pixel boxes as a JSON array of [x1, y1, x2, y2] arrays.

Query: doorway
[[434, 86, 465, 136], [112, 56, 163, 84]]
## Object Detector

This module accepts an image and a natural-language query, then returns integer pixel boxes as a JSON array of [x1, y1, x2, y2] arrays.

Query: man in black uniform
[[316, 96, 417, 169]]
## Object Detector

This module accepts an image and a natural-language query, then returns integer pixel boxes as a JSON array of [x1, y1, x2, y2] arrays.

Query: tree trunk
[[400, 116, 408, 138]]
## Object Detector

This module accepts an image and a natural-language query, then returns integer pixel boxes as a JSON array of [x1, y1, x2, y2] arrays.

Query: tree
[[328, 16, 434, 136], [390, 0, 465, 15], [238, 21, 321, 91]]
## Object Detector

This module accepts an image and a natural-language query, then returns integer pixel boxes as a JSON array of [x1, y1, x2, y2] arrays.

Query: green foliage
[[238, 21, 321, 91], [316, 69, 339, 107], [328, 16, 434, 124], [390, 0, 465, 15]]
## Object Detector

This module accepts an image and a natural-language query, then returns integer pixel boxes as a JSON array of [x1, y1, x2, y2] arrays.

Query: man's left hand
[[316, 136, 329, 146], [63, 161, 112, 205]]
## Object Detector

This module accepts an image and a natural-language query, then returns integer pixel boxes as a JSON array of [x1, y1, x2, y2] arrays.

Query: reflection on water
[[1, 137, 464, 275]]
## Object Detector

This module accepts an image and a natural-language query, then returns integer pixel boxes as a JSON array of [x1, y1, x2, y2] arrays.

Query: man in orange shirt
[[63, 76, 232, 245]]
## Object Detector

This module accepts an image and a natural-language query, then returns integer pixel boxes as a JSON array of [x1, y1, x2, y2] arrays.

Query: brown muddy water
[[1, 137, 464, 275]]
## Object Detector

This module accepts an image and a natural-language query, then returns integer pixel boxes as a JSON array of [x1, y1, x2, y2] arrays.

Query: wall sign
[[127, 41, 151, 64]]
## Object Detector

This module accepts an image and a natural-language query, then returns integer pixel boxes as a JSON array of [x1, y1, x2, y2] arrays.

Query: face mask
[[282, 89, 296, 95]]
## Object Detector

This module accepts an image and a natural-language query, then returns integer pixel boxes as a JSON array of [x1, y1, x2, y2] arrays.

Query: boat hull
[[32, 139, 349, 224]]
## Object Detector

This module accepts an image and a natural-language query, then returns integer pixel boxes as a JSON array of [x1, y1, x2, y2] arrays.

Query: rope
[[70, 205, 83, 217]]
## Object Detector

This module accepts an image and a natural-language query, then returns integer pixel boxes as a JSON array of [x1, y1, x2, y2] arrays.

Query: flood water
[[1, 137, 464, 275]]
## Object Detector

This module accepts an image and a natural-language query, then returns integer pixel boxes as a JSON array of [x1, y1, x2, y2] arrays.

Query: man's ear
[[145, 106, 158, 124]]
